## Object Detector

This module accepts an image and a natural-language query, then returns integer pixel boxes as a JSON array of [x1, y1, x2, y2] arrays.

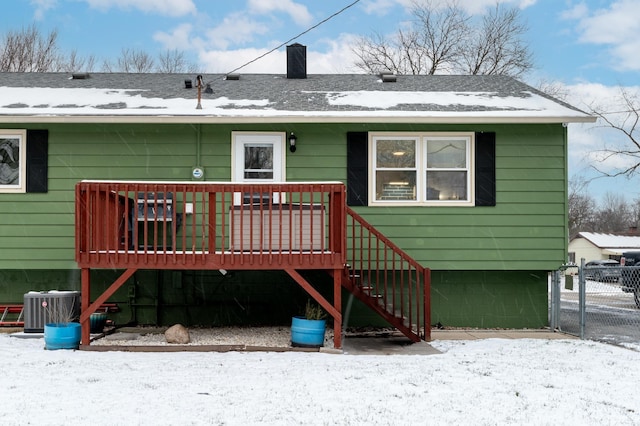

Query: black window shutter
[[346, 131, 368, 206], [26, 129, 48, 193], [475, 131, 496, 206]]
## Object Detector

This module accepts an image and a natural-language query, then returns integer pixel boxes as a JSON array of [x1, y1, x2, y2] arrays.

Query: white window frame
[[369, 132, 474, 206], [0, 129, 27, 193]]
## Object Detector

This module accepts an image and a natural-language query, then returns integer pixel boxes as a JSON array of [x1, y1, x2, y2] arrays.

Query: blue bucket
[[44, 323, 81, 350], [291, 316, 326, 348], [90, 312, 107, 333]]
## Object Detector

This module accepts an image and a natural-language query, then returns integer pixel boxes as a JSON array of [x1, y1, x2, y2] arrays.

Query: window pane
[[427, 139, 466, 168], [426, 171, 467, 200], [244, 144, 273, 179], [376, 139, 416, 168], [376, 171, 416, 201], [0, 138, 20, 185]]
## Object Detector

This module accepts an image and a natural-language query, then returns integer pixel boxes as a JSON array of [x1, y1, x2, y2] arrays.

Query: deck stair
[[341, 207, 431, 342], [0, 303, 119, 328], [0, 305, 24, 327]]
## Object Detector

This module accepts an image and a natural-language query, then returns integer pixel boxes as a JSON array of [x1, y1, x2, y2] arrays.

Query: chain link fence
[[550, 260, 640, 349]]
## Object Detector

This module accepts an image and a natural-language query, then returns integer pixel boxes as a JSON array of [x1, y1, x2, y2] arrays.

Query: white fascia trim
[[0, 114, 597, 124]]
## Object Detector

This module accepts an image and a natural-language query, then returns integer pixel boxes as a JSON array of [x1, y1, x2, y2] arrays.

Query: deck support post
[[80, 268, 91, 345], [333, 268, 342, 349], [79, 267, 138, 347]]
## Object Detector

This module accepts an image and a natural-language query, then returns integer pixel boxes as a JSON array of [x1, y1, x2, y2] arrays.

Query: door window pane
[[244, 144, 273, 179]]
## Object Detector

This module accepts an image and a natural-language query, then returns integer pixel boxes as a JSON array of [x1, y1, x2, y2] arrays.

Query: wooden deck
[[75, 181, 347, 347], [75, 180, 431, 349]]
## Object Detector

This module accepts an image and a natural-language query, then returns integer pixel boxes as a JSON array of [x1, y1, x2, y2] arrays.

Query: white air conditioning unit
[[23, 291, 80, 333]]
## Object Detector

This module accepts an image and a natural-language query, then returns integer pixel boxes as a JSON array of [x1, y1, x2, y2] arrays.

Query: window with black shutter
[[346, 131, 496, 207]]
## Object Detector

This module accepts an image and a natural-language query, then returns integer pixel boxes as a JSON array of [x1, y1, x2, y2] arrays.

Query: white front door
[[232, 132, 286, 204]]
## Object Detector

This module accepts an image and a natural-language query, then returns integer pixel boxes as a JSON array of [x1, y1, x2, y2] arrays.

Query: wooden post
[[333, 268, 342, 349], [80, 268, 91, 346]]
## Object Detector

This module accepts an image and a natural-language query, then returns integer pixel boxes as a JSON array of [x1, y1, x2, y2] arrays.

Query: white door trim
[[231, 132, 286, 204]]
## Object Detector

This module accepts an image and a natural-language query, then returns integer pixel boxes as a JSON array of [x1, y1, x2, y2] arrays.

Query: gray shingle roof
[[0, 72, 594, 124]]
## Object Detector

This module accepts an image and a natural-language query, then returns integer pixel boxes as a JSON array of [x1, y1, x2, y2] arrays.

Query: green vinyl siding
[[0, 122, 567, 272], [430, 270, 549, 328], [0, 268, 547, 329], [351, 123, 568, 271]]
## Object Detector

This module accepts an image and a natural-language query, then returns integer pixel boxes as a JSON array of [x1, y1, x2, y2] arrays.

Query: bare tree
[[593, 192, 632, 234], [535, 79, 570, 101], [588, 86, 640, 179], [61, 49, 97, 73], [156, 49, 197, 73], [568, 176, 596, 237], [354, 0, 468, 75], [0, 24, 61, 71], [458, 4, 532, 77], [352, 0, 533, 77], [630, 196, 640, 231], [568, 177, 639, 235], [103, 48, 155, 73]]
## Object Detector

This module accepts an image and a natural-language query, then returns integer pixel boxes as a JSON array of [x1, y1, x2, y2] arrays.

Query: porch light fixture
[[289, 132, 297, 152]]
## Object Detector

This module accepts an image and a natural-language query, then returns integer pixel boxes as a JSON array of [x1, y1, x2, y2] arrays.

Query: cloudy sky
[[3, 0, 640, 202]]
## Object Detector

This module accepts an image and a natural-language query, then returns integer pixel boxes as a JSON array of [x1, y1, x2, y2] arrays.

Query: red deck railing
[[343, 207, 431, 341], [75, 181, 346, 270]]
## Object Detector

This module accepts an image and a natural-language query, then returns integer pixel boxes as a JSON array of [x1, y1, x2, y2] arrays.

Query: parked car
[[619, 252, 640, 308], [584, 259, 621, 282]]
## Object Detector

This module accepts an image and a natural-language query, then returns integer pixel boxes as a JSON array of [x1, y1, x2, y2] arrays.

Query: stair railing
[[344, 206, 431, 341]]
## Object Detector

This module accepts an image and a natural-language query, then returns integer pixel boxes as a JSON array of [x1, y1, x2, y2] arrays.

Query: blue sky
[[2, 0, 640, 203]]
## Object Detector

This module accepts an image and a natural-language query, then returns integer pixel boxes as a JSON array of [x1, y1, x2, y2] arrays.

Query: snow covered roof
[[575, 232, 640, 254], [0, 72, 595, 124]]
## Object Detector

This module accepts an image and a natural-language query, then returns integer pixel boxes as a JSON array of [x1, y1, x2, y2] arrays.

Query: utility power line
[[225, 0, 361, 76]]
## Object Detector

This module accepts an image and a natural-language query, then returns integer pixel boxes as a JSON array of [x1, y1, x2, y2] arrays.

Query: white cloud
[[81, 0, 196, 16], [574, 0, 639, 44], [371, 0, 538, 15], [153, 23, 195, 51], [30, 0, 57, 20], [361, 0, 398, 16], [199, 47, 286, 74], [204, 13, 271, 50], [247, 0, 313, 25], [565, 0, 640, 72], [560, 2, 589, 20], [197, 33, 361, 75], [307, 34, 362, 73]]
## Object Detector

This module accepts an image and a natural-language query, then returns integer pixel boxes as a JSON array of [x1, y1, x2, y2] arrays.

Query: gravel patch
[[92, 326, 335, 349]]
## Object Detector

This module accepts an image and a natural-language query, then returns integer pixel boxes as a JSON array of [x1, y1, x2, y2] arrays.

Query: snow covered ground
[[1, 334, 639, 425]]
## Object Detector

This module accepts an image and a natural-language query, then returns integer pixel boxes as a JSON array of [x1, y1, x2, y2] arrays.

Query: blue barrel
[[291, 316, 326, 347], [44, 322, 81, 350]]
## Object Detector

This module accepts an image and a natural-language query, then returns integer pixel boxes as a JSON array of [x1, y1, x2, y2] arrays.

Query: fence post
[[579, 258, 586, 339], [549, 270, 559, 330]]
